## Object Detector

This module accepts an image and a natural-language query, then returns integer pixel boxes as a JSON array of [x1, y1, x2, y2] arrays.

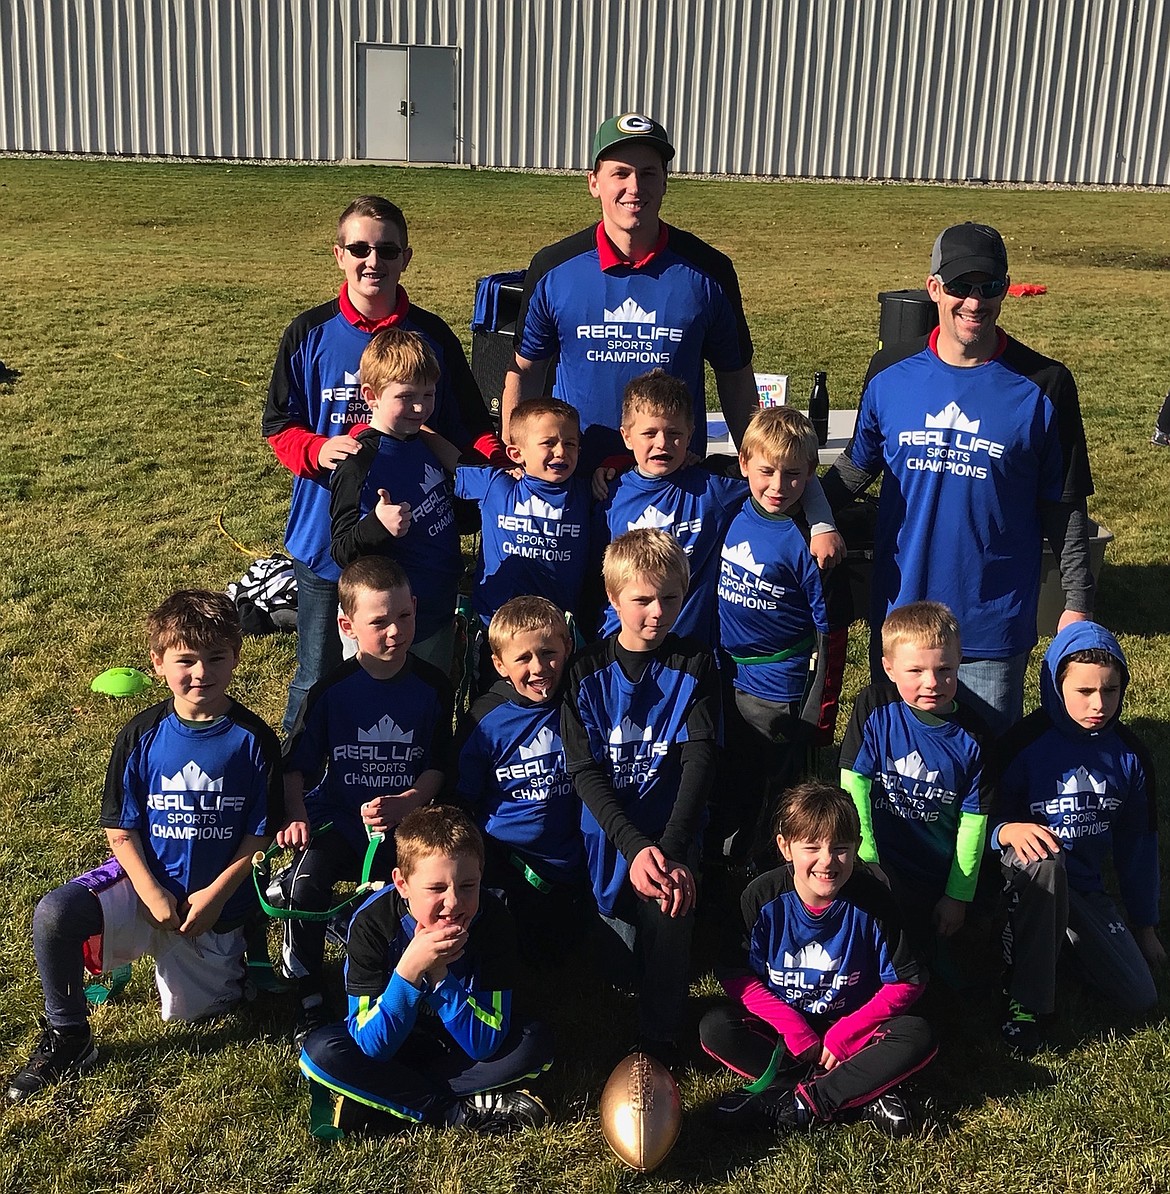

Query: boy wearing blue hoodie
[[993, 622, 1164, 1056]]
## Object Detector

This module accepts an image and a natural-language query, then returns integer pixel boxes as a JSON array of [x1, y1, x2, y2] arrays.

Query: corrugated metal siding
[[2, 0, 1168, 184]]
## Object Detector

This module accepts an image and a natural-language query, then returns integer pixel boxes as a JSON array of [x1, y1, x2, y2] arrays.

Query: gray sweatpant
[[1000, 846, 1156, 1016]]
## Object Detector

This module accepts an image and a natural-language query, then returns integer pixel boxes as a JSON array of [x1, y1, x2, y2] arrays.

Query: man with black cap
[[822, 222, 1095, 735], [501, 112, 761, 468]]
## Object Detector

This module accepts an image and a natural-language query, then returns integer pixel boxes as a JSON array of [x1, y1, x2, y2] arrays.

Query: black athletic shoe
[[333, 1095, 408, 1137], [713, 1087, 812, 1132], [1001, 999, 1042, 1057], [458, 1089, 550, 1135], [292, 997, 333, 1051], [7, 1019, 99, 1103], [861, 1088, 916, 1138]]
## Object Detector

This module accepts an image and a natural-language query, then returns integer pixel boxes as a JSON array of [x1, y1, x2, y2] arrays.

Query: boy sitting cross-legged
[[330, 328, 462, 676], [562, 528, 721, 1066], [454, 596, 590, 967], [7, 592, 282, 1102], [279, 556, 454, 1046], [700, 782, 935, 1137], [712, 406, 831, 866], [839, 602, 992, 962], [994, 621, 1163, 1057], [298, 805, 554, 1136], [595, 368, 841, 647]]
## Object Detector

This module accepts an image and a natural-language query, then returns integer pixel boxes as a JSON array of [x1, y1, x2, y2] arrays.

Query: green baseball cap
[[591, 112, 675, 166]]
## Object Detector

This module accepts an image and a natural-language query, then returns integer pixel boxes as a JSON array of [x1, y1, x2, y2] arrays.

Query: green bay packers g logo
[[616, 113, 655, 134]]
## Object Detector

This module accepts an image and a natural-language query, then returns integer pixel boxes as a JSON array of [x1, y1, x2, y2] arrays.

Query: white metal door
[[356, 43, 456, 163]]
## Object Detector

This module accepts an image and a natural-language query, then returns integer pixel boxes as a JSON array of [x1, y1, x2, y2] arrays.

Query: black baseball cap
[[591, 113, 676, 167], [930, 223, 1009, 283]]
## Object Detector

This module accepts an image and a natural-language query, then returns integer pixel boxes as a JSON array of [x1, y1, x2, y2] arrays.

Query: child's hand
[[809, 530, 846, 571], [177, 885, 226, 937], [361, 793, 418, 836], [629, 845, 675, 905], [318, 434, 362, 470], [375, 490, 413, 537], [819, 1046, 840, 1071], [505, 465, 525, 481], [143, 887, 181, 931], [660, 861, 696, 918], [592, 465, 616, 500], [277, 819, 311, 851], [999, 822, 1062, 864], [397, 920, 469, 988], [932, 894, 966, 938], [1135, 925, 1167, 968]]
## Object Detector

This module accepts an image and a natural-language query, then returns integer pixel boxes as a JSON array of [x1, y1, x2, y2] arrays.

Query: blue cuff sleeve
[[429, 979, 512, 1060], [346, 970, 426, 1060]]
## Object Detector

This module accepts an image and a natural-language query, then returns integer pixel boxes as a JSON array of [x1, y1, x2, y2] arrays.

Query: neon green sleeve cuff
[[840, 769, 878, 864], [945, 812, 989, 902]]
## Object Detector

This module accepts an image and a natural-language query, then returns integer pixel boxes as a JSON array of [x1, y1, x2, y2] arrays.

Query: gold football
[[599, 1051, 682, 1172]]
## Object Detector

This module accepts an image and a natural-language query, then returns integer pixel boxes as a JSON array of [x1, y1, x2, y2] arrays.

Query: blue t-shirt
[[562, 635, 719, 915], [455, 681, 585, 883], [454, 467, 593, 624], [598, 465, 747, 645], [840, 683, 990, 894], [99, 699, 281, 922], [514, 225, 752, 465], [284, 657, 454, 855], [741, 866, 922, 1020], [717, 500, 829, 702], [329, 430, 462, 641], [848, 335, 1089, 657], [262, 296, 489, 580]]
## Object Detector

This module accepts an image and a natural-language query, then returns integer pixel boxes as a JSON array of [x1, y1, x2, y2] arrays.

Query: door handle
[[399, 100, 417, 117]]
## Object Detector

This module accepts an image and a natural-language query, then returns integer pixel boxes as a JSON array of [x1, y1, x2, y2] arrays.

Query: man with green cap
[[501, 112, 763, 470]]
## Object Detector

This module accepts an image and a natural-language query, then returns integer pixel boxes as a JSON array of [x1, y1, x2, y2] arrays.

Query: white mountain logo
[[161, 763, 222, 791], [608, 717, 653, 748], [343, 370, 360, 385], [420, 464, 447, 493], [358, 716, 414, 743], [518, 726, 559, 760], [783, 942, 841, 973], [893, 751, 941, 784], [604, 297, 657, 323], [721, 540, 765, 576], [514, 494, 561, 520], [1059, 766, 1107, 796], [628, 505, 675, 531], [924, 402, 980, 433]]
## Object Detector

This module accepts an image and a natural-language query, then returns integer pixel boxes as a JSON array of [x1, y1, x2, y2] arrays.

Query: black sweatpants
[[699, 1004, 935, 1120]]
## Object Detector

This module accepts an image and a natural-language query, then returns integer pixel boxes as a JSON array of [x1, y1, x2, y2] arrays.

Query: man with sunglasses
[[823, 222, 1094, 735], [263, 195, 504, 734]]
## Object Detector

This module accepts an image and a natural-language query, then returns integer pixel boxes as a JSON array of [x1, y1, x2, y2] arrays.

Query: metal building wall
[[2, 0, 1168, 184]]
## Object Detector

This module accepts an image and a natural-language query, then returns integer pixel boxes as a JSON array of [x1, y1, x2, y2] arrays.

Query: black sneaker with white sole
[[458, 1088, 549, 1134], [7, 1019, 99, 1103]]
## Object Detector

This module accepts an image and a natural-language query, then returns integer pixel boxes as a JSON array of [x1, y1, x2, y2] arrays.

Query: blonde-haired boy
[[562, 529, 720, 1065], [596, 369, 841, 647], [839, 601, 992, 957], [298, 806, 554, 1136], [712, 406, 831, 865], [330, 328, 462, 674], [455, 596, 588, 966]]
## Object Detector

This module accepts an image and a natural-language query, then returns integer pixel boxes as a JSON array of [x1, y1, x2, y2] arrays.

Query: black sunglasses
[[941, 277, 1008, 299], [343, 241, 405, 261]]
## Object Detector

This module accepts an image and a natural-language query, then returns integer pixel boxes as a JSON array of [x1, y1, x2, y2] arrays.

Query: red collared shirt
[[595, 221, 670, 271]]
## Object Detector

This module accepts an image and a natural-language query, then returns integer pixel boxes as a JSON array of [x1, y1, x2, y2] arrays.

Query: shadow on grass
[[1097, 563, 1170, 635]]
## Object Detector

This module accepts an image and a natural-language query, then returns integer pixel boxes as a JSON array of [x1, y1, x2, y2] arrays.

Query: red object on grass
[[1007, 283, 1048, 297]]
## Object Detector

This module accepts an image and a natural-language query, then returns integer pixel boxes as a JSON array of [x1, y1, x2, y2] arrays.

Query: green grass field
[[1, 159, 1169, 1193]]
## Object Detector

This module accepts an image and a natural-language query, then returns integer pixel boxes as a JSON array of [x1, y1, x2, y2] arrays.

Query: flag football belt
[[252, 823, 386, 921], [727, 635, 814, 667], [508, 852, 553, 894]]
